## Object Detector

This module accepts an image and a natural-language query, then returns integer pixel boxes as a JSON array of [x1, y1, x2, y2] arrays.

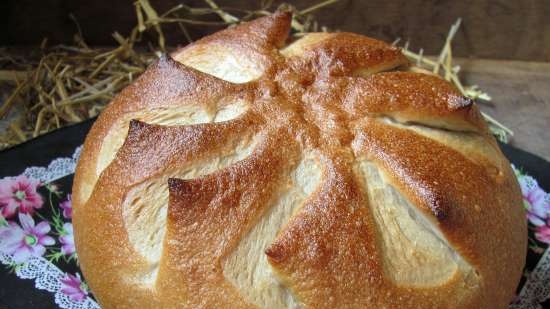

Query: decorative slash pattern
[[0, 146, 548, 308]]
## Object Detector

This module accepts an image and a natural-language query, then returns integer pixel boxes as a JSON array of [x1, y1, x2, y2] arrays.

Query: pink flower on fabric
[[519, 175, 550, 226], [0, 213, 55, 263], [0, 175, 43, 218], [59, 194, 72, 219], [60, 273, 88, 302], [535, 224, 550, 244], [60, 223, 75, 256]]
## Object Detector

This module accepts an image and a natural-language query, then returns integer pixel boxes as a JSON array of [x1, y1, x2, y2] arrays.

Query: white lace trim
[[0, 252, 100, 309], [1, 145, 100, 309], [23, 146, 82, 183], [510, 249, 550, 309]]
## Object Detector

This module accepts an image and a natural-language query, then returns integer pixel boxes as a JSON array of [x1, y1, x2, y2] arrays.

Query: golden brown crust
[[282, 32, 409, 78], [73, 12, 526, 309], [74, 115, 260, 306], [72, 55, 249, 207], [157, 130, 300, 308], [171, 11, 292, 81], [266, 150, 479, 309]]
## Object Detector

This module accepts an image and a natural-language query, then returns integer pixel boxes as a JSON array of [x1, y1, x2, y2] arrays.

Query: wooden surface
[[456, 58, 550, 161], [0, 57, 548, 161], [1, 0, 550, 61]]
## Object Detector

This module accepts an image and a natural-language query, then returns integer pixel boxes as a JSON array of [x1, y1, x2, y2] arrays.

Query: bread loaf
[[72, 12, 527, 309]]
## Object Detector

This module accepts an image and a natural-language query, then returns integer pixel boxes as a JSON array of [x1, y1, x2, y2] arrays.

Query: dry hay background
[[0, 0, 510, 150]]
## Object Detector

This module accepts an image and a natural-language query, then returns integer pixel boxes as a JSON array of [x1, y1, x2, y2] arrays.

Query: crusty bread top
[[72, 12, 526, 309]]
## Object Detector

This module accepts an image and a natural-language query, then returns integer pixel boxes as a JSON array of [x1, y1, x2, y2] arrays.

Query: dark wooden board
[[2, 0, 550, 61], [456, 58, 550, 161]]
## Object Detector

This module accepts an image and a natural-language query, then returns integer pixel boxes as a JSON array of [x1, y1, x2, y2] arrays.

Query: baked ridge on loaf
[[72, 11, 527, 309]]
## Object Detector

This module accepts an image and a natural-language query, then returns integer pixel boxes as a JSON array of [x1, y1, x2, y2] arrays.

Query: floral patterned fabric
[[520, 169, 550, 246], [0, 173, 95, 308], [0, 146, 549, 308]]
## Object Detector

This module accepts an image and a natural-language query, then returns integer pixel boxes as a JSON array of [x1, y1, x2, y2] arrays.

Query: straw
[[0, 0, 511, 148]]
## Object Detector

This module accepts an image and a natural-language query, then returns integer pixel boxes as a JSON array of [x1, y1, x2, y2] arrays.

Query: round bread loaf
[[72, 12, 526, 309]]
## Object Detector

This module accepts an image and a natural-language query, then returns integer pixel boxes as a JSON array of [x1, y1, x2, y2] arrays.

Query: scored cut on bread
[[72, 11, 526, 309]]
